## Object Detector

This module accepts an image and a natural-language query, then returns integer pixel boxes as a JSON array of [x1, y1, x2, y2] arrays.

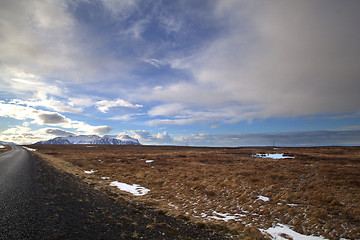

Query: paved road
[[0, 146, 231, 239], [0, 145, 40, 239]]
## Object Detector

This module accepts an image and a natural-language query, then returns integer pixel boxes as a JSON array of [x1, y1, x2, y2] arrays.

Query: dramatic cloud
[[0, 1, 75, 78], [88, 126, 113, 135], [0, 102, 112, 138], [137, 0, 360, 124], [37, 113, 69, 125], [1, 0, 359, 146]]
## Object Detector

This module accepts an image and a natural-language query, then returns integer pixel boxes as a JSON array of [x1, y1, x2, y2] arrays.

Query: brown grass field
[[28, 145, 360, 239], [0, 145, 9, 153]]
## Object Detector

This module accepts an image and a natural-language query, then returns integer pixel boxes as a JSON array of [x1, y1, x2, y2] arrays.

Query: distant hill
[[0, 141, 15, 145], [34, 134, 141, 145]]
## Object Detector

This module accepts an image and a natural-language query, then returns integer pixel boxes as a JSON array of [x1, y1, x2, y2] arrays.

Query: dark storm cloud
[[92, 126, 113, 135], [37, 113, 68, 124], [46, 129, 75, 137]]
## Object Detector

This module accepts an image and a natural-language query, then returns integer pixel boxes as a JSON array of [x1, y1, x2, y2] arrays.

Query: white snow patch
[[168, 203, 179, 209], [257, 195, 270, 202], [146, 160, 154, 163], [253, 153, 294, 159], [101, 177, 110, 180], [22, 146, 37, 151], [110, 181, 150, 196], [260, 224, 327, 240], [202, 211, 246, 222], [0, 145, 5, 148], [287, 203, 302, 207], [84, 169, 97, 174]]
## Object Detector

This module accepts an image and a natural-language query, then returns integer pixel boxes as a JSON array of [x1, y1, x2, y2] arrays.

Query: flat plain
[[30, 145, 360, 239]]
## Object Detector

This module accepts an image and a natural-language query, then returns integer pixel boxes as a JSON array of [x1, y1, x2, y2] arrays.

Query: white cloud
[[0, 102, 70, 126], [128, 130, 174, 145], [147, 105, 259, 126], [109, 114, 136, 121], [68, 96, 98, 108], [0, 67, 63, 97], [96, 98, 142, 113], [1, 127, 78, 144], [65, 119, 113, 135], [1, 127, 56, 144], [148, 103, 184, 117], [10, 97, 82, 114], [143, 58, 168, 68], [0, 102, 43, 121], [0, 102, 112, 135]]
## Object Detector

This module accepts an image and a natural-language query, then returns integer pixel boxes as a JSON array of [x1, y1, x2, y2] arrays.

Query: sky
[[1, 0, 360, 146]]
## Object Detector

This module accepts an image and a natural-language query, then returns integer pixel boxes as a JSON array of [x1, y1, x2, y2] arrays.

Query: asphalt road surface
[[0, 146, 231, 240]]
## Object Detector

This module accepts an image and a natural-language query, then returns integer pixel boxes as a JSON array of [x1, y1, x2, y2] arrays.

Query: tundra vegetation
[[0, 145, 8, 153], [31, 145, 360, 239]]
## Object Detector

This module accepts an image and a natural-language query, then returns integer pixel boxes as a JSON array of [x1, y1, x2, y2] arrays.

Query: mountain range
[[35, 134, 141, 145], [0, 141, 15, 145]]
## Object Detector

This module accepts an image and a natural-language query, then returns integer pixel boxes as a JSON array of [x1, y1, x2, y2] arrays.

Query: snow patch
[[253, 153, 294, 159], [168, 203, 179, 209], [84, 169, 97, 174], [146, 160, 154, 163], [101, 177, 110, 180], [260, 224, 327, 240], [0, 145, 5, 148], [201, 211, 246, 222], [110, 181, 150, 196], [257, 195, 270, 202], [287, 203, 302, 207], [22, 146, 37, 151]]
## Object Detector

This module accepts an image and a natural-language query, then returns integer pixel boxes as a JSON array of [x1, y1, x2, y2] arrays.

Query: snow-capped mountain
[[0, 141, 15, 145], [35, 134, 141, 145]]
